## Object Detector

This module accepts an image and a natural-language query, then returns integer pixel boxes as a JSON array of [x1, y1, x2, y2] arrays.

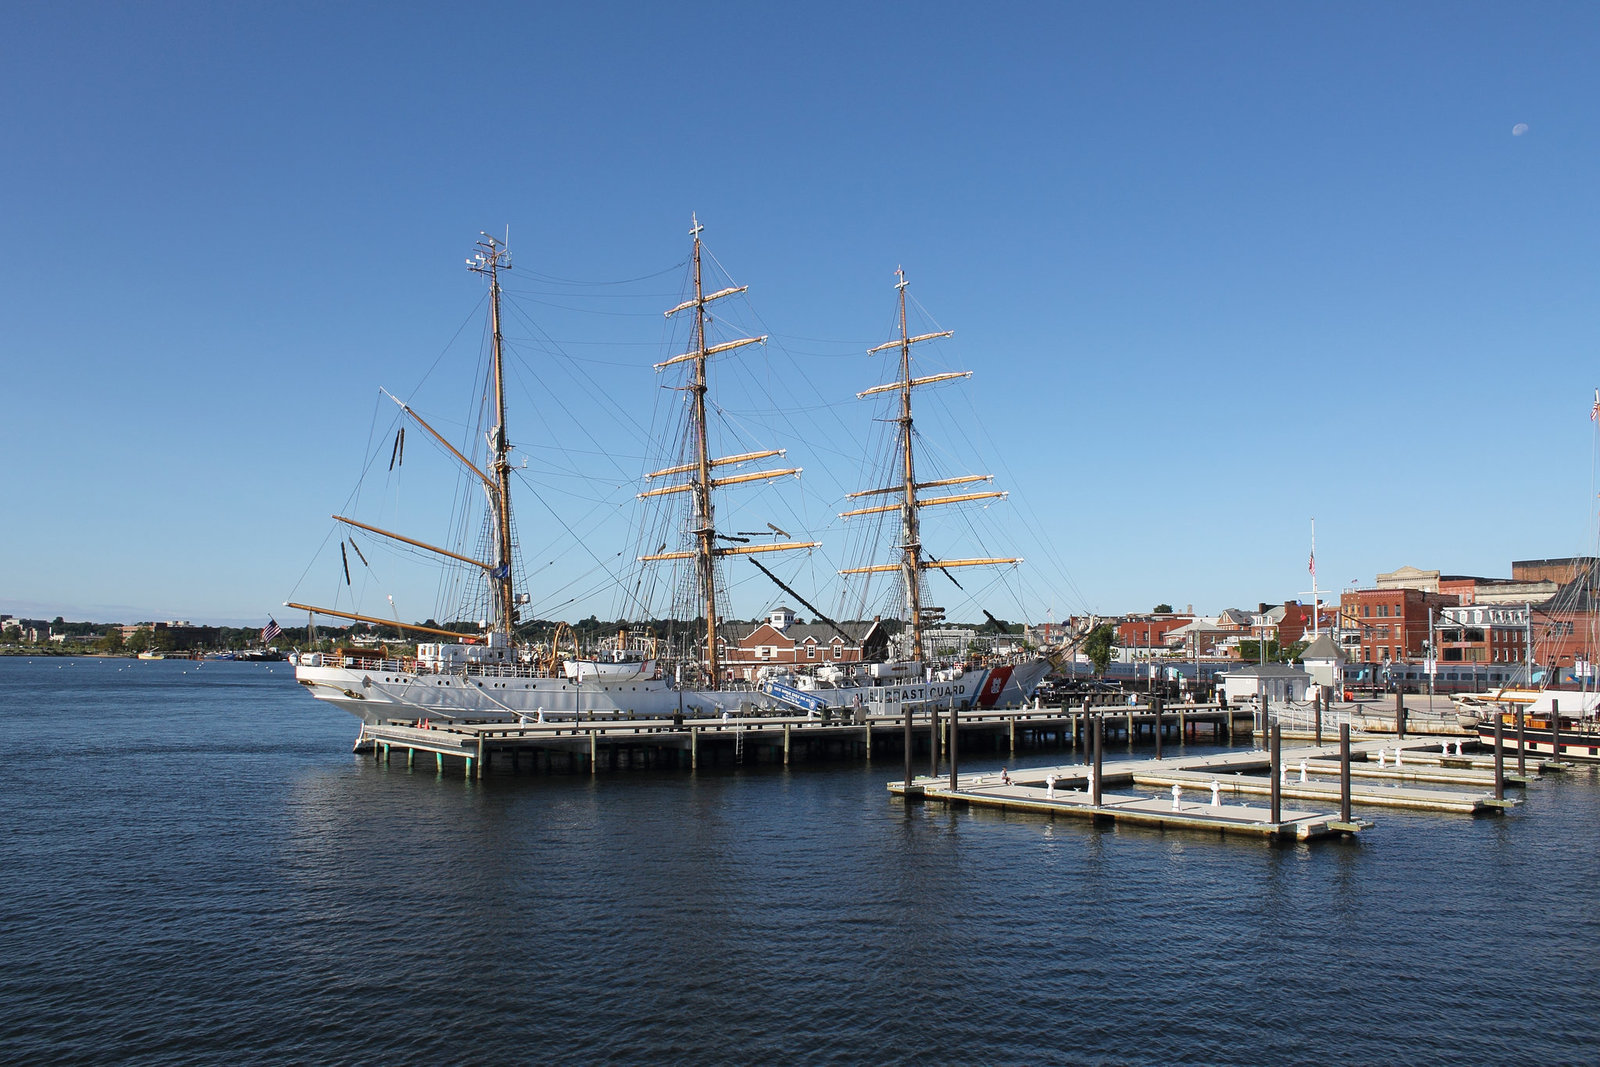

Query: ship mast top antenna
[[466, 232, 517, 641]]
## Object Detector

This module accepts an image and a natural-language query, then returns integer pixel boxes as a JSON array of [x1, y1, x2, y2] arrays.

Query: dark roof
[[1539, 562, 1600, 614], [1299, 633, 1344, 660], [739, 619, 893, 645], [1224, 663, 1310, 678]]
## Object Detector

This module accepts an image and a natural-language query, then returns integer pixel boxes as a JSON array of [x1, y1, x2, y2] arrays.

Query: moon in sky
[[1513, 123, 1530, 136]]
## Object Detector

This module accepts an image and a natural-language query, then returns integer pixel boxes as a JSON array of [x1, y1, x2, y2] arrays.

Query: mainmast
[[468, 233, 517, 640], [840, 268, 1018, 662], [639, 216, 819, 688], [894, 272, 926, 661]]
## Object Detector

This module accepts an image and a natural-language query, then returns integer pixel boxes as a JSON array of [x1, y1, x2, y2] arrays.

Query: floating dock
[[888, 734, 1527, 840]]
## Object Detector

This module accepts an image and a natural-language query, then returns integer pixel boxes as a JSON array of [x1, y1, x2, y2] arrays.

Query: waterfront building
[[1435, 604, 1530, 665], [1527, 562, 1600, 678], [1298, 632, 1346, 688], [719, 606, 893, 682], [1113, 612, 1194, 658], [1337, 587, 1459, 664], [1220, 662, 1311, 704]]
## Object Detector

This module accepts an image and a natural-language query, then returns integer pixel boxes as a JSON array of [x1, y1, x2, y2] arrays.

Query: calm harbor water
[[2, 657, 1599, 1065]]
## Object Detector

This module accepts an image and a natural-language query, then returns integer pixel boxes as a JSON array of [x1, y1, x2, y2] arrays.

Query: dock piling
[[1551, 698, 1561, 759], [1339, 723, 1352, 824], [1091, 714, 1103, 806], [1395, 690, 1406, 739], [949, 701, 960, 791], [1516, 710, 1526, 776], [903, 705, 913, 788], [930, 704, 940, 779], [1314, 687, 1323, 746], [1269, 723, 1282, 824], [1154, 696, 1163, 760], [1493, 713, 1505, 800]]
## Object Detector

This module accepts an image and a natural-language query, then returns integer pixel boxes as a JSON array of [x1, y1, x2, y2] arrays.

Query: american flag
[[260, 618, 283, 644], [1308, 551, 1315, 577], [1591, 389, 1599, 422]]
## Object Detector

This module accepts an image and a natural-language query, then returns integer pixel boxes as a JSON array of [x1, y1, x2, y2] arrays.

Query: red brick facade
[[1339, 588, 1460, 663]]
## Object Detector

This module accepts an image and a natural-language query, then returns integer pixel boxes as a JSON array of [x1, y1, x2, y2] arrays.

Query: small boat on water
[[136, 651, 165, 660]]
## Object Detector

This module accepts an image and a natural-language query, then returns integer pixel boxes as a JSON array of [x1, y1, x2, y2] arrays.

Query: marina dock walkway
[[888, 736, 1532, 839]]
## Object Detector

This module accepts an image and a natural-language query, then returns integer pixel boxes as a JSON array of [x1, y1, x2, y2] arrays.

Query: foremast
[[286, 232, 521, 646], [840, 268, 1019, 662], [638, 216, 818, 688], [468, 233, 517, 641]]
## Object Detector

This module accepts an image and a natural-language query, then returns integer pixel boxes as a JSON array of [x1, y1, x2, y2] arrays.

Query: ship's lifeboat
[[563, 657, 656, 682]]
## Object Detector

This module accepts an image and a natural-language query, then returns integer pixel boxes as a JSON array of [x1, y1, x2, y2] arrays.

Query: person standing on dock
[[1045, 773, 1057, 799]]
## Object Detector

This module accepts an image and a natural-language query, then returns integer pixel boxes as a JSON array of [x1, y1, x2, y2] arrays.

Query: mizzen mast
[[467, 233, 517, 640], [639, 216, 818, 688], [840, 268, 1018, 662]]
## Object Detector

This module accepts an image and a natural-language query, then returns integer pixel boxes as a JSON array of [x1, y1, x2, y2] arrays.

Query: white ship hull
[[292, 652, 1049, 725]]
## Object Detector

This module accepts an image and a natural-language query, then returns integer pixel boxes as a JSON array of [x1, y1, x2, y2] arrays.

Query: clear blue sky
[[4, 2, 1598, 628]]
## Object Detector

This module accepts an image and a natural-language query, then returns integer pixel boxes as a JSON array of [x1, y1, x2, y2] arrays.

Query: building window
[[807, 646, 815, 659]]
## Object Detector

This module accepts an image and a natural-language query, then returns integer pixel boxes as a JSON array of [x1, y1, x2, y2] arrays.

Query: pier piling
[[1494, 713, 1505, 801], [1153, 697, 1163, 760], [949, 702, 960, 791], [1551, 699, 1561, 760], [903, 706, 913, 789], [1270, 724, 1282, 823], [1339, 724, 1352, 824], [1516, 710, 1526, 776], [1092, 714, 1104, 806]]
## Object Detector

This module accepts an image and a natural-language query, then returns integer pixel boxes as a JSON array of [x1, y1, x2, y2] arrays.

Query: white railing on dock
[[1269, 701, 1352, 733]]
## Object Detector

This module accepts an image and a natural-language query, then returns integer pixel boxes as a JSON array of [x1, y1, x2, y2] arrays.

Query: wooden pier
[[351, 700, 1252, 777]]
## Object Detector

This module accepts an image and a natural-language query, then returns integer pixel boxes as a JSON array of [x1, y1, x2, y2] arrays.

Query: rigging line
[[505, 295, 665, 317], [525, 555, 624, 612], [512, 469, 652, 618], [499, 348, 640, 485], [517, 259, 688, 287], [407, 290, 492, 403], [917, 371, 1092, 615], [501, 295, 655, 447], [499, 286, 681, 300]]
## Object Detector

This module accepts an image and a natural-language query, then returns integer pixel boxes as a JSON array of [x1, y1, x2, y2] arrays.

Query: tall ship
[[288, 227, 1046, 725], [751, 267, 1049, 713]]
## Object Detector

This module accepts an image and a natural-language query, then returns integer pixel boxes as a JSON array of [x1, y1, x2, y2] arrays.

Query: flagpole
[[1310, 517, 1318, 637]]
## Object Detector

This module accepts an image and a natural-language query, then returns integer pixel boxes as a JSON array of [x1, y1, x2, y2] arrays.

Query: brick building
[[719, 607, 894, 682], [1435, 604, 1530, 665], [1527, 563, 1600, 677], [1338, 587, 1460, 664], [1114, 613, 1195, 656]]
